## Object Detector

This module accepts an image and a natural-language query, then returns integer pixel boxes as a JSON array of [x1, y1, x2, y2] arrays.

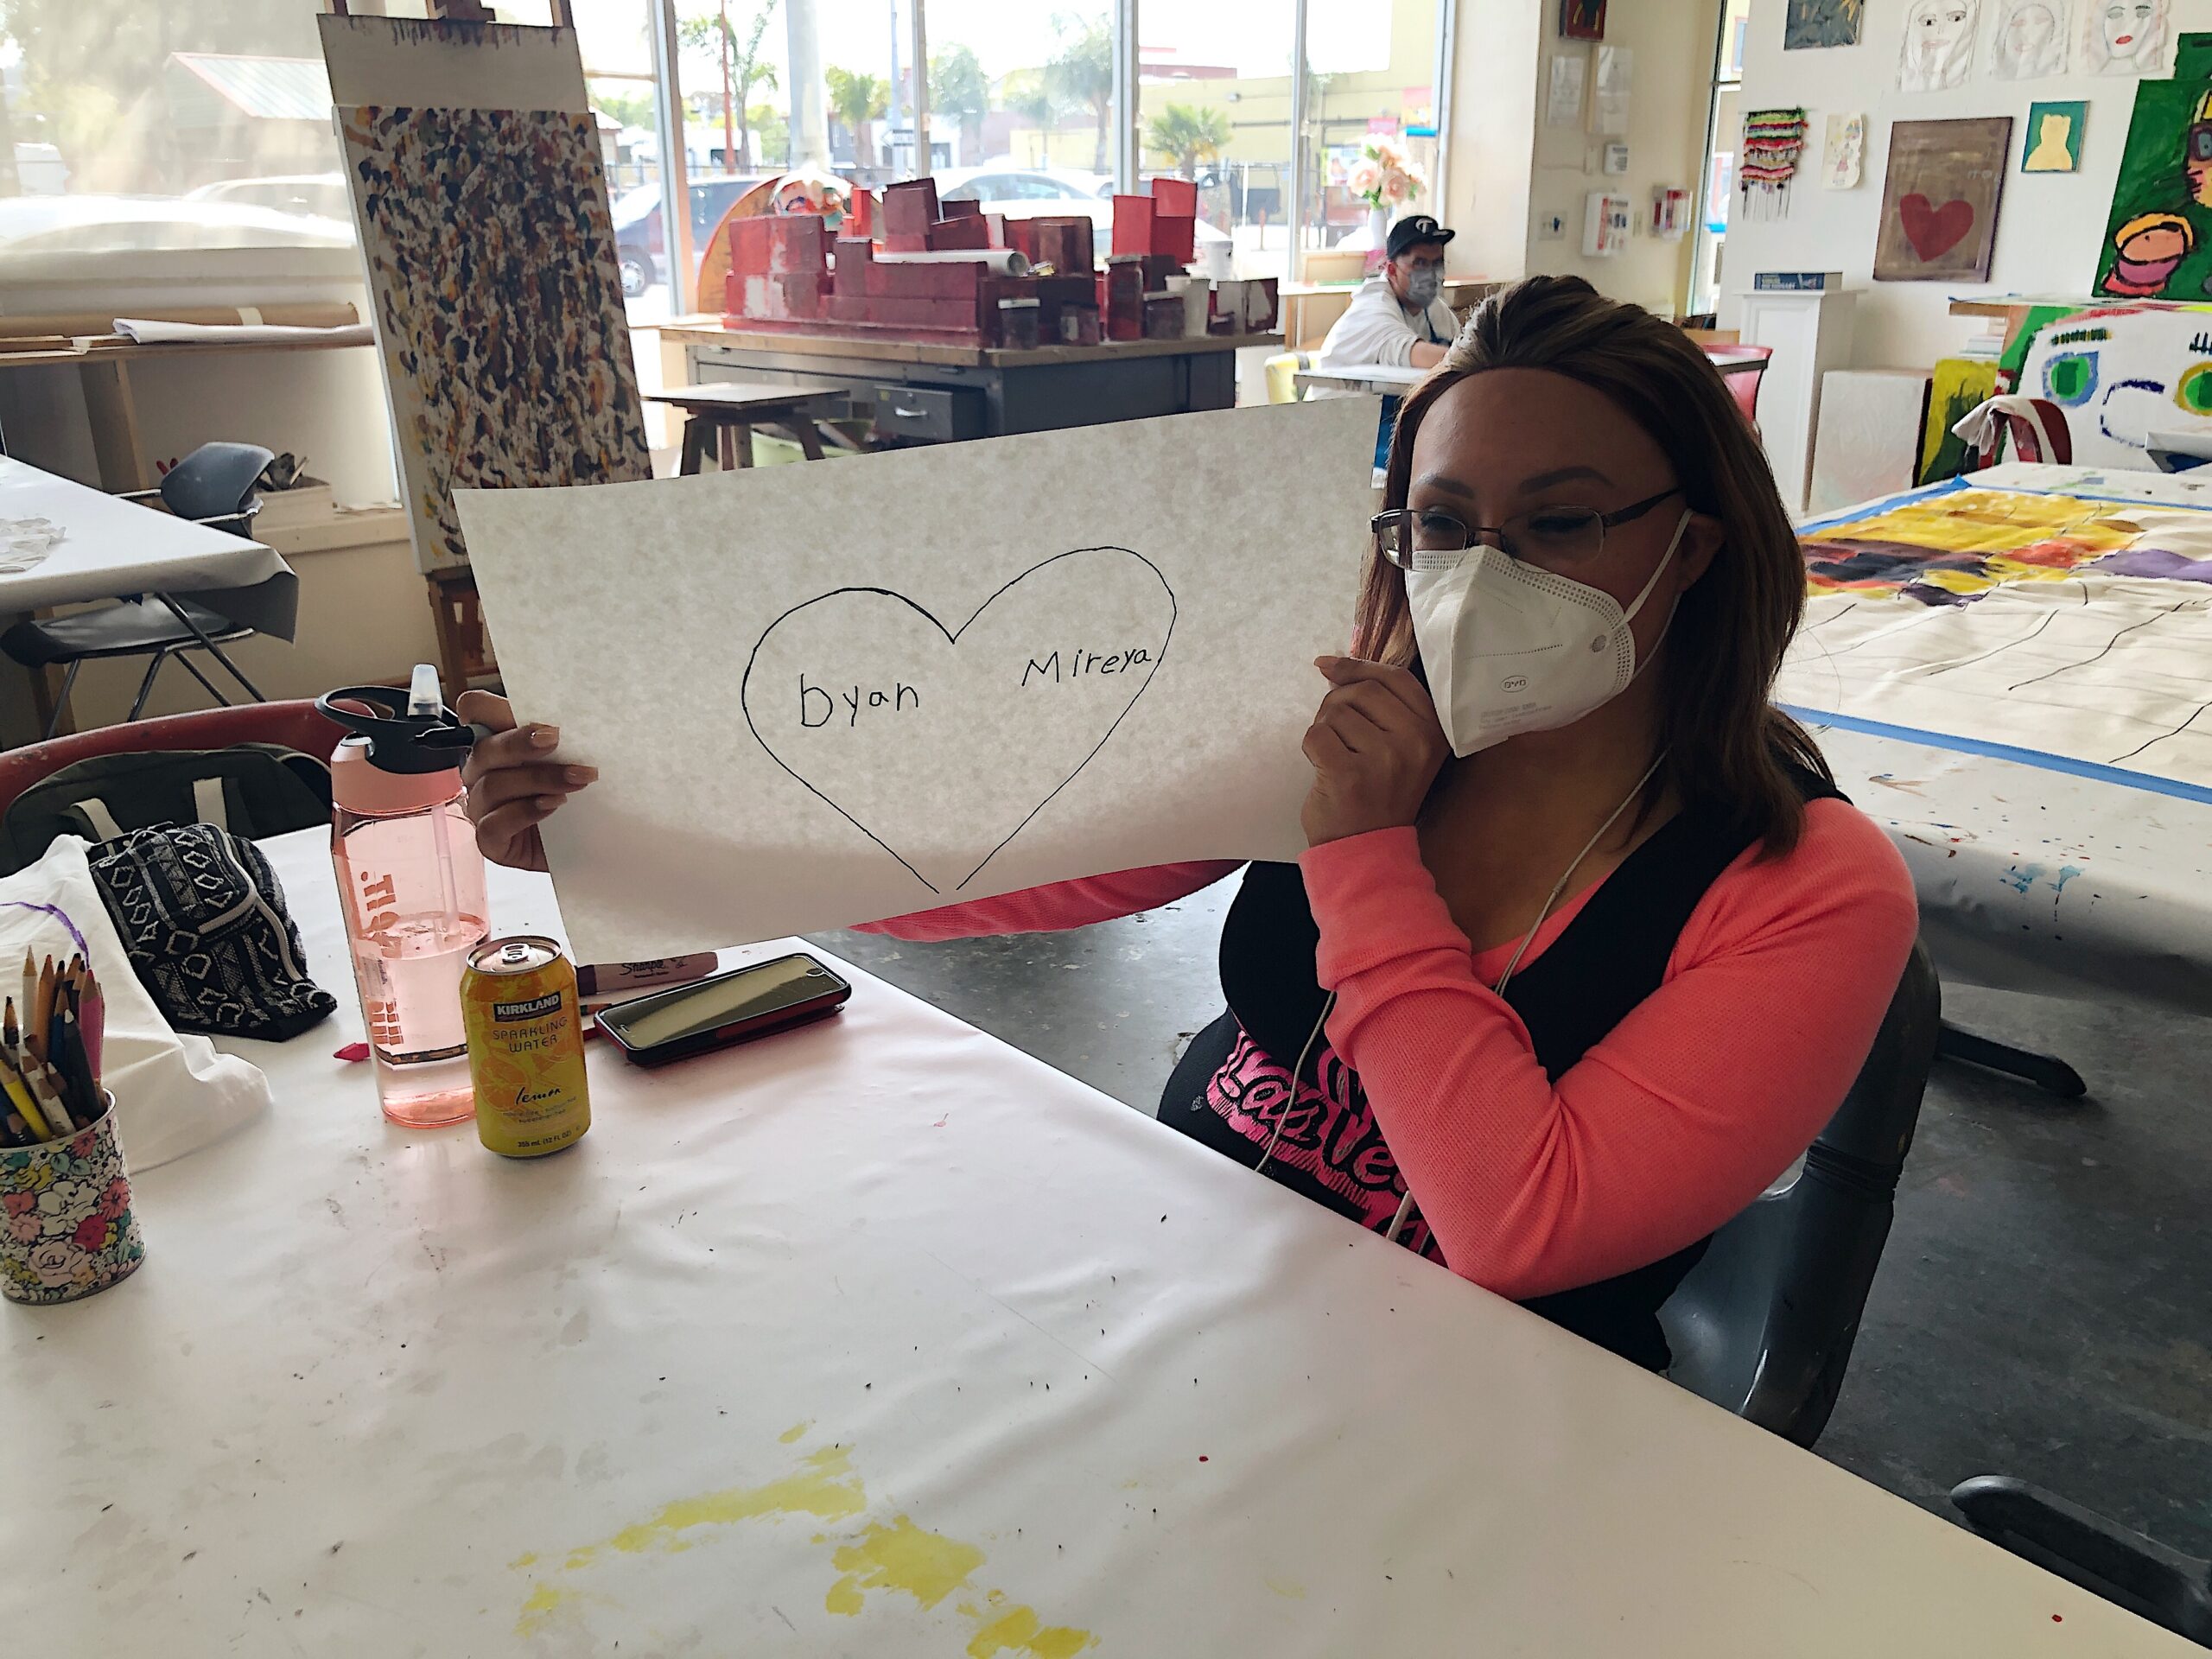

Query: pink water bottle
[[319, 667, 490, 1128]]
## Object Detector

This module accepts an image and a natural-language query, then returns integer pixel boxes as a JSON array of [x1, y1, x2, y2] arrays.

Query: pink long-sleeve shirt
[[861, 799, 1917, 1301]]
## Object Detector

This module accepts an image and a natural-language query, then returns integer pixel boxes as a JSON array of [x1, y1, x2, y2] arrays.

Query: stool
[[646, 383, 845, 474]]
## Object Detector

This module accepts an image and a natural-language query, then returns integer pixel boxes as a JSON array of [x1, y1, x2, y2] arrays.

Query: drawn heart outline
[[738, 547, 1176, 896], [1899, 192, 1975, 262]]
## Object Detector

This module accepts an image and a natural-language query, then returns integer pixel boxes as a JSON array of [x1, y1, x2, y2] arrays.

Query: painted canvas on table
[[1899, 0, 1980, 89], [1874, 117, 2011, 281], [1786, 0, 1865, 49], [1989, 0, 2072, 76], [2023, 100, 2087, 169], [338, 105, 651, 573], [1560, 0, 1606, 41], [2094, 33, 2212, 299], [2082, 0, 2169, 73], [2016, 302, 2212, 465]]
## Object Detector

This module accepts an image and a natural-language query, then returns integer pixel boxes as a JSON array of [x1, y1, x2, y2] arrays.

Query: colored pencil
[[54, 1010, 99, 1127], [33, 957, 53, 1054], [1, 1047, 49, 1142], [23, 1059, 71, 1137]]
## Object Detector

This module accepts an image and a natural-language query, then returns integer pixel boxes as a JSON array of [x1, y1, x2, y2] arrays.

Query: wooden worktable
[[652, 316, 1283, 442], [652, 316, 1280, 367]]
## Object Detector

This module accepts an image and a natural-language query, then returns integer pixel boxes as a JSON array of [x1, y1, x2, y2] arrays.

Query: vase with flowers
[[1347, 137, 1426, 272]]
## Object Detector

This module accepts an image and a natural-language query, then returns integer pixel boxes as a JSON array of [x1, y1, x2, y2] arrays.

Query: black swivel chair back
[[145, 441, 275, 537], [1660, 943, 1942, 1447]]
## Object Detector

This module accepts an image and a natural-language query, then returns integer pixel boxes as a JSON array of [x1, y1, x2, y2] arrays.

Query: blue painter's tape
[[1780, 704, 2212, 807]]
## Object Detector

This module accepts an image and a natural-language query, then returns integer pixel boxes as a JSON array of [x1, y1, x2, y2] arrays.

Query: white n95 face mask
[[1406, 509, 1691, 757]]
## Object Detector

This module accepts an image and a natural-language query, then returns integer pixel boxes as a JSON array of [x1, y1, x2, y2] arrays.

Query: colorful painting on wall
[[2082, 0, 2170, 73], [1875, 117, 2012, 280], [1560, 0, 1606, 41], [1898, 0, 1980, 89], [2094, 34, 2212, 300], [1785, 0, 1865, 49], [338, 105, 652, 573], [2023, 100, 2087, 169], [1823, 111, 1867, 188], [1990, 0, 2073, 76]]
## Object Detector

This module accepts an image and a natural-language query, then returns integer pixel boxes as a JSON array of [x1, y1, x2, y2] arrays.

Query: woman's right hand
[[457, 691, 596, 872]]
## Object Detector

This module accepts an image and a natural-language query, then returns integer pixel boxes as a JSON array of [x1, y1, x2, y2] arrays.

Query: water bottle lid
[[317, 670, 481, 776]]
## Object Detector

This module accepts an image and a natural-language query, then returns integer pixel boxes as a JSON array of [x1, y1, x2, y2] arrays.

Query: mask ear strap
[[1622, 508, 1694, 626]]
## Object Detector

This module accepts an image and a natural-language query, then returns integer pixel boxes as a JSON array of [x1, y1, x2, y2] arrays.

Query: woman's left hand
[[1300, 656, 1451, 846]]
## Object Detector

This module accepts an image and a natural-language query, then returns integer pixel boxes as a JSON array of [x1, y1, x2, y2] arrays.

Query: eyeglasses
[[1371, 486, 1681, 570]]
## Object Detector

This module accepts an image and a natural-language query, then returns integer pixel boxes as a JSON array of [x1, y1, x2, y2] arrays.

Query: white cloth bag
[[0, 836, 269, 1171]]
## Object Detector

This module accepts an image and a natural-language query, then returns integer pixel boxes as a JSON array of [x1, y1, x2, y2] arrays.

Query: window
[[1688, 0, 1753, 317], [0, 0, 353, 258]]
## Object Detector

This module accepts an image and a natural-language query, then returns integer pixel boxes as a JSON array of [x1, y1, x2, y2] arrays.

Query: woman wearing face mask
[[461, 276, 1916, 1371]]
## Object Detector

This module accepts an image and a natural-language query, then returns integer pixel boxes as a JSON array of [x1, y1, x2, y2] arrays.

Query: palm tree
[[930, 43, 990, 167], [1001, 68, 1060, 167], [1146, 103, 1230, 178], [676, 3, 780, 168], [824, 66, 889, 168], [1046, 13, 1113, 174]]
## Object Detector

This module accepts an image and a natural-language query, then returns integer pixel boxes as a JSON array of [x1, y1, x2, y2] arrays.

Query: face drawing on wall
[[2085, 0, 2169, 73], [1899, 0, 1980, 91], [2021, 311, 2212, 464], [1993, 0, 2071, 77]]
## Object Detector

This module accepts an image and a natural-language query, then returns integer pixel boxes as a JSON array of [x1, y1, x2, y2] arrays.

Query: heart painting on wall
[[1874, 116, 2012, 281]]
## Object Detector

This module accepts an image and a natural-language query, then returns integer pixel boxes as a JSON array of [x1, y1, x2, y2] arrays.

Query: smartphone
[[595, 952, 852, 1068]]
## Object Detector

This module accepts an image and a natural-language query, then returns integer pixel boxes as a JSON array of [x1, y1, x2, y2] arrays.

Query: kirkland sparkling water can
[[461, 937, 591, 1159]]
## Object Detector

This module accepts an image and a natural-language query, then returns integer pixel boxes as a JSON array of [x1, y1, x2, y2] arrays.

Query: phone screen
[[600, 955, 841, 1050]]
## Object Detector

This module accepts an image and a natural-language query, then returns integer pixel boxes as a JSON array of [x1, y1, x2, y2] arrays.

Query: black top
[[1159, 767, 1841, 1370]]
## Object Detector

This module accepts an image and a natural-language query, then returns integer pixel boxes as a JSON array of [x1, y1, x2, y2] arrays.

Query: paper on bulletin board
[[1589, 45, 1632, 138], [455, 398, 1381, 959]]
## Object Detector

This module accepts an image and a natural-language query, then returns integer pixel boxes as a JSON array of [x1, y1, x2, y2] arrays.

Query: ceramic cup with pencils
[[0, 1090, 142, 1306]]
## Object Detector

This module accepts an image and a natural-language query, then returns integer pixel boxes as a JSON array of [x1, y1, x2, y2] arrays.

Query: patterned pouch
[[86, 823, 337, 1041]]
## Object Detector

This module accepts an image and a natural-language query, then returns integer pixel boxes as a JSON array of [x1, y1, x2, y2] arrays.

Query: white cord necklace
[[1490, 748, 1669, 996]]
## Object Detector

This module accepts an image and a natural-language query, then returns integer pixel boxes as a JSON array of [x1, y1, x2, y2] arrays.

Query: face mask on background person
[[1402, 267, 1443, 308], [1406, 509, 1692, 757]]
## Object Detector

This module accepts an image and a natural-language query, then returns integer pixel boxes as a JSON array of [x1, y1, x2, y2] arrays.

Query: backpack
[[0, 746, 332, 877]]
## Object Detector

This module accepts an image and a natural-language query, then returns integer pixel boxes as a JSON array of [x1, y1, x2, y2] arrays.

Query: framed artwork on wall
[[1874, 116, 2012, 281], [1785, 0, 1866, 49], [1560, 0, 1606, 42], [2023, 100, 2088, 170]]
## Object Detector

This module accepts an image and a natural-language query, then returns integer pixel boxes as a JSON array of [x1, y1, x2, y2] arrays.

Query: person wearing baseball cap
[[1315, 213, 1459, 374]]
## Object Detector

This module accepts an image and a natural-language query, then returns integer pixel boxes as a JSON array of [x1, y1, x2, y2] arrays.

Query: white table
[[0, 454, 298, 639], [1, 830, 2182, 1656], [1294, 355, 1765, 399], [1294, 361, 1422, 397], [1808, 721, 2212, 1017]]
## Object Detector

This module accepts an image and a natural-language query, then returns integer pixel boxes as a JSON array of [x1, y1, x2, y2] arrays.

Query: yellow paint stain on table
[[512, 1434, 1097, 1655], [780, 1421, 811, 1444], [1265, 1574, 1306, 1599], [560, 1444, 867, 1571], [513, 1581, 613, 1637], [823, 1515, 986, 1616], [965, 1601, 1098, 1658]]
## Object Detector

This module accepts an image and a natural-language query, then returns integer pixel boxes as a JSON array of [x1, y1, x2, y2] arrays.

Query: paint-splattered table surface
[[1783, 463, 2212, 1017], [3, 833, 2183, 1656]]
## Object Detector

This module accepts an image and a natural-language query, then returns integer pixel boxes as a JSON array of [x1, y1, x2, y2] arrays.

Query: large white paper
[[456, 398, 1380, 958]]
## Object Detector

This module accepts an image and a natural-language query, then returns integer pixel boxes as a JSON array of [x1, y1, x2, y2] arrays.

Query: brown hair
[[1352, 273, 1829, 855]]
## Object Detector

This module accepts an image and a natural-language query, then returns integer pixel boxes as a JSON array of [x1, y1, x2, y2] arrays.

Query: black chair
[[1951, 1477, 2212, 1644], [1660, 943, 1942, 1447], [3, 442, 274, 739]]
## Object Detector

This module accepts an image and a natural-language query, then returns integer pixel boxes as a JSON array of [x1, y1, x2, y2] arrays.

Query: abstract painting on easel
[[1874, 116, 2011, 281], [339, 105, 651, 573]]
